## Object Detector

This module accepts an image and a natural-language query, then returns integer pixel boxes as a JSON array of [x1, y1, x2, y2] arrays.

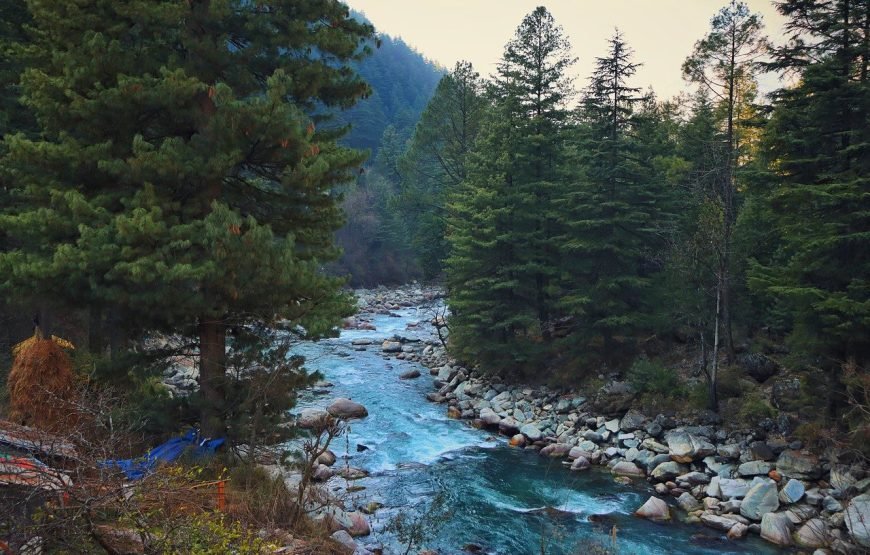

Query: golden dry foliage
[[8, 332, 76, 430]]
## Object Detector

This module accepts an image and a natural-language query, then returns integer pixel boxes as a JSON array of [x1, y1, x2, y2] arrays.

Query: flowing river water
[[294, 304, 780, 555]]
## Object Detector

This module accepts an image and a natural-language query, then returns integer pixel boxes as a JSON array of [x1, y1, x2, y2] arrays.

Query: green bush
[[627, 358, 682, 396], [737, 390, 776, 424]]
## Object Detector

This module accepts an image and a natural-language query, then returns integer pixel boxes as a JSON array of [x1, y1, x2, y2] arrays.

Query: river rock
[[447, 406, 461, 419], [667, 432, 715, 463], [509, 434, 526, 447], [399, 369, 421, 380], [677, 471, 711, 486], [701, 513, 736, 531], [382, 340, 402, 353], [327, 398, 368, 419], [779, 478, 805, 504], [677, 492, 701, 512], [737, 460, 774, 477], [642, 438, 669, 454], [635, 496, 671, 521], [705, 476, 722, 498], [570, 456, 591, 471], [748, 441, 775, 461], [794, 518, 828, 548], [651, 461, 689, 481], [776, 450, 821, 480], [347, 511, 371, 536], [520, 423, 542, 441], [499, 416, 520, 435], [479, 408, 501, 427], [604, 418, 620, 433], [830, 464, 859, 492], [717, 444, 741, 459], [297, 408, 330, 429], [845, 493, 870, 548], [317, 450, 337, 466], [620, 409, 647, 432], [539, 443, 572, 458], [330, 530, 357, 552], [719, 478, 751, 499], [611, 461, 645, 478], [727, 522, 749, 539], [582, 431, 604, 443], [740, 479, 780, 521], [760, 512, 793, 546]]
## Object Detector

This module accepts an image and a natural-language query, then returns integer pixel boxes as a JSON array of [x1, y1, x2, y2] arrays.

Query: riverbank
[[361, 285, 869, 554]]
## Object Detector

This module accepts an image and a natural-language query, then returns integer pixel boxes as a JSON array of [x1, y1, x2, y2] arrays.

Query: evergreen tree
[[683, 0, 769, 362], [398, 61, 486, 278], [447, 6, 575, 374], [561, 31, 667, 365], [0, 0, 374, 436], [748, 0, 870, 412]]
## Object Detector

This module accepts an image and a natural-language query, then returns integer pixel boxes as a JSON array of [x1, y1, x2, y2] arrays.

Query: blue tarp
[[101, 429, 224, 480]]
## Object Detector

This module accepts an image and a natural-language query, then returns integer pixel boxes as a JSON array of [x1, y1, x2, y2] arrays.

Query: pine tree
[[446, 6, 575, 374], [561, 31, 667, 365], [748, 0, 870, 411], [398, 61, 486, 278], [683, 0, 769, 362], [0, 1, 374, 436]]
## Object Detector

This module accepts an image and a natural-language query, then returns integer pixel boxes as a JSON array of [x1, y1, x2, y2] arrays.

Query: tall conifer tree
[[447, 6, 574, 374], [0, 1, 374, 435]]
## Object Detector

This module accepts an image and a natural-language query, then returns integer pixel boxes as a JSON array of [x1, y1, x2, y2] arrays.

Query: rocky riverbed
[[359, 285, 870, 554]]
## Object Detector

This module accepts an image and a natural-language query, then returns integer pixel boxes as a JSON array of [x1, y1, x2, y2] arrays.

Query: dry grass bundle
[[8, 332, 76, 431]]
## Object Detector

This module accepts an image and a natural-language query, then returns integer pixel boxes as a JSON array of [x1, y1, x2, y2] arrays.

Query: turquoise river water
[[294, 305, 781, 555]]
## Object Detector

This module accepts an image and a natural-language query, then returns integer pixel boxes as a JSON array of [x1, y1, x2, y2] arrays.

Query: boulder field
[[366, 297, 870, 554]]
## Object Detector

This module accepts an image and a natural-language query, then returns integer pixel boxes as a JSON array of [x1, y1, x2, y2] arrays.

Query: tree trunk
[[709, 280, 722, 412], [199, 317, 226, 437]]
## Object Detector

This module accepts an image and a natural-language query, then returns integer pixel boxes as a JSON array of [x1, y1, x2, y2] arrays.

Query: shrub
[[627, 358, 682, 396], [737, 390, 776, 424]]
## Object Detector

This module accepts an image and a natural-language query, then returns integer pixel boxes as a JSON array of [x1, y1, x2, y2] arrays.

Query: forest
[[0, 0, 868, 553], [377, 1, 869, 445]]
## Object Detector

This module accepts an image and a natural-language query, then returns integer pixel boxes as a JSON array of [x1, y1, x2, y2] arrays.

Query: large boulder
[[651, 461, 689, 481], [611, 461, 645, 478], [327, 398, 368, 419], [635, 496, 670, 521], [297, 408, 330, 429], [845, 493, 870, 548], [776, 450, 821, 480], [619, 409, 647, 432], [760, 512, 793, 546], [779, 479, 805, 504], [667, 432, 715, 463], [676, 492, 700, 512], [740, 479, 780, 521], [737, 460, 774, 477], [479, 408, 501, 427], [591, 381, 636, 415], [330, 530, 357, 552], [701, 513, 737, 531], [739, 353, 779, 383], [539, 443, 572, 458], [499, 416, 520, 435], [520, 423, 542, 442], [381, 340, 402, 353], [794, 518, 828, 548], [718, 478, 751, 499]]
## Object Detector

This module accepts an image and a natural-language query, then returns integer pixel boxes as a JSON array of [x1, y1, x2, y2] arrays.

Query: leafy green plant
[[627, 358, 682, 396], [737, 390, 776, 424]]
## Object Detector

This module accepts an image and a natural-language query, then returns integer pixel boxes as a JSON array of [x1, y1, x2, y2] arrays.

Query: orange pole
[[216, 480, 226, 511]]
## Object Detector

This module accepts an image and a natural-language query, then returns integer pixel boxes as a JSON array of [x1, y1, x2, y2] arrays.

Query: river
[[294, 304, 779, 555]]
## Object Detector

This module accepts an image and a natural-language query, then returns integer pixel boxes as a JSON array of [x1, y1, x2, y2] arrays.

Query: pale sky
[[346, 0, 789, 101]]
